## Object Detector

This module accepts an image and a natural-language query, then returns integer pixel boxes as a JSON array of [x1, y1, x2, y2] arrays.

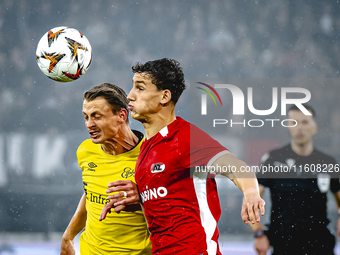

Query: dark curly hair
[[132, 58, 186, 104], [83, 83, 129, 123]]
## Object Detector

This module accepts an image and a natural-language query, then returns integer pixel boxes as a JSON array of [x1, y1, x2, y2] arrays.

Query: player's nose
[[127, 90, 134, 101], [86, 118, 96, 128]]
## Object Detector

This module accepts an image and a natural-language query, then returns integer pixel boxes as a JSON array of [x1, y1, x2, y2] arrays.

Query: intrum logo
[[197, 83, 311, 116]]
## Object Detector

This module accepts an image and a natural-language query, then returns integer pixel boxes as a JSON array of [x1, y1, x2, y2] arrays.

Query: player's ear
[[160, 90, 172, 105], [312, 120, 317, 135], [118, 109, 128, 123]]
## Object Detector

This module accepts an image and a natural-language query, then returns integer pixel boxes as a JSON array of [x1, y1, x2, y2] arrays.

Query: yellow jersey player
[[60, 83, 151, 255]]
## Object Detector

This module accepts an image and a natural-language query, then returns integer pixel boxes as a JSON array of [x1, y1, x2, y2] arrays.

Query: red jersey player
[[101, 58, 265, 254]]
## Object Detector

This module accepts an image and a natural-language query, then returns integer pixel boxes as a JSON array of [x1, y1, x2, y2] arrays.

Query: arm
[[60, 193, 87, 255], [212, 153, 265, 224], [249, 185, 266, 230], [250, 185, 270, 255], [333, 190, 340, 236]]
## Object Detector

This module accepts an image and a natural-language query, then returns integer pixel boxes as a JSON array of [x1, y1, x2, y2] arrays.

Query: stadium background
[[0, 0, 340, 254]]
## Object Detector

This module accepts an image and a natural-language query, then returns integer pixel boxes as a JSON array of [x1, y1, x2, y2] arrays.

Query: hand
[[60, 237, 75, 255], [337, 217, 340, 236], [99, 180, 140, 221], [254, 235, 270, 255], [241, 187, 265, 224]]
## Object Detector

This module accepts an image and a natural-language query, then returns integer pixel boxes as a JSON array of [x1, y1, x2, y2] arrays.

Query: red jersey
[[135, 117, 229, 255]]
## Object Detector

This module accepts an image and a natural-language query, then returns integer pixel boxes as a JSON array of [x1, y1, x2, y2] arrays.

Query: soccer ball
[[36, 26, 92, 82]]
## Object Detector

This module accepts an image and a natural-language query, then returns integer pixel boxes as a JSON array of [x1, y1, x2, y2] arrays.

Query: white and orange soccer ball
[[36, 26, 92, 82]]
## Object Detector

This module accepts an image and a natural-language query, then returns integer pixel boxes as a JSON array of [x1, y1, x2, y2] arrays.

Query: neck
[[101, 125, 138, 155], [142, 108, 176, 139], [291, 140, 314, 156]]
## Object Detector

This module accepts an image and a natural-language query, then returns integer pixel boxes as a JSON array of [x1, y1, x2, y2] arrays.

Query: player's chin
[[130, 111, 141, 120], [295, 134, 305, 140], [91, 137, 102, 144], [131, 111, 148, 122], [295, 138, 306, 144]]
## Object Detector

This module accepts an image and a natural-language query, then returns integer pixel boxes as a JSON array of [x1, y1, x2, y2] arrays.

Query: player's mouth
[[89, 130, 100, 139], [296, 133, 304, 139], [128, 104, 134, 110]]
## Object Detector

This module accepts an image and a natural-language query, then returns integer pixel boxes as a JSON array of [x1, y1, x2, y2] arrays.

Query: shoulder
[[77, 139, 97, 156], [174, 117, 218, 145], [313, 148, 337, 164], [76, 139, 98, 169], [165, 117, 191, 140], [78, 139, 95, 149], [260, 144, 290, 164], [172, 117, 191, 132], [270, 144, 291, 156], [175, 117, 210, 137]]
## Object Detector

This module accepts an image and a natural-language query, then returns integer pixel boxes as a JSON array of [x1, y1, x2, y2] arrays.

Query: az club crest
[[151, 163, 165, 173]]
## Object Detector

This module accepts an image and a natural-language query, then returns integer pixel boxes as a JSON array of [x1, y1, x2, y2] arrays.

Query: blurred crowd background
[[0, 0, 339, 245]]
